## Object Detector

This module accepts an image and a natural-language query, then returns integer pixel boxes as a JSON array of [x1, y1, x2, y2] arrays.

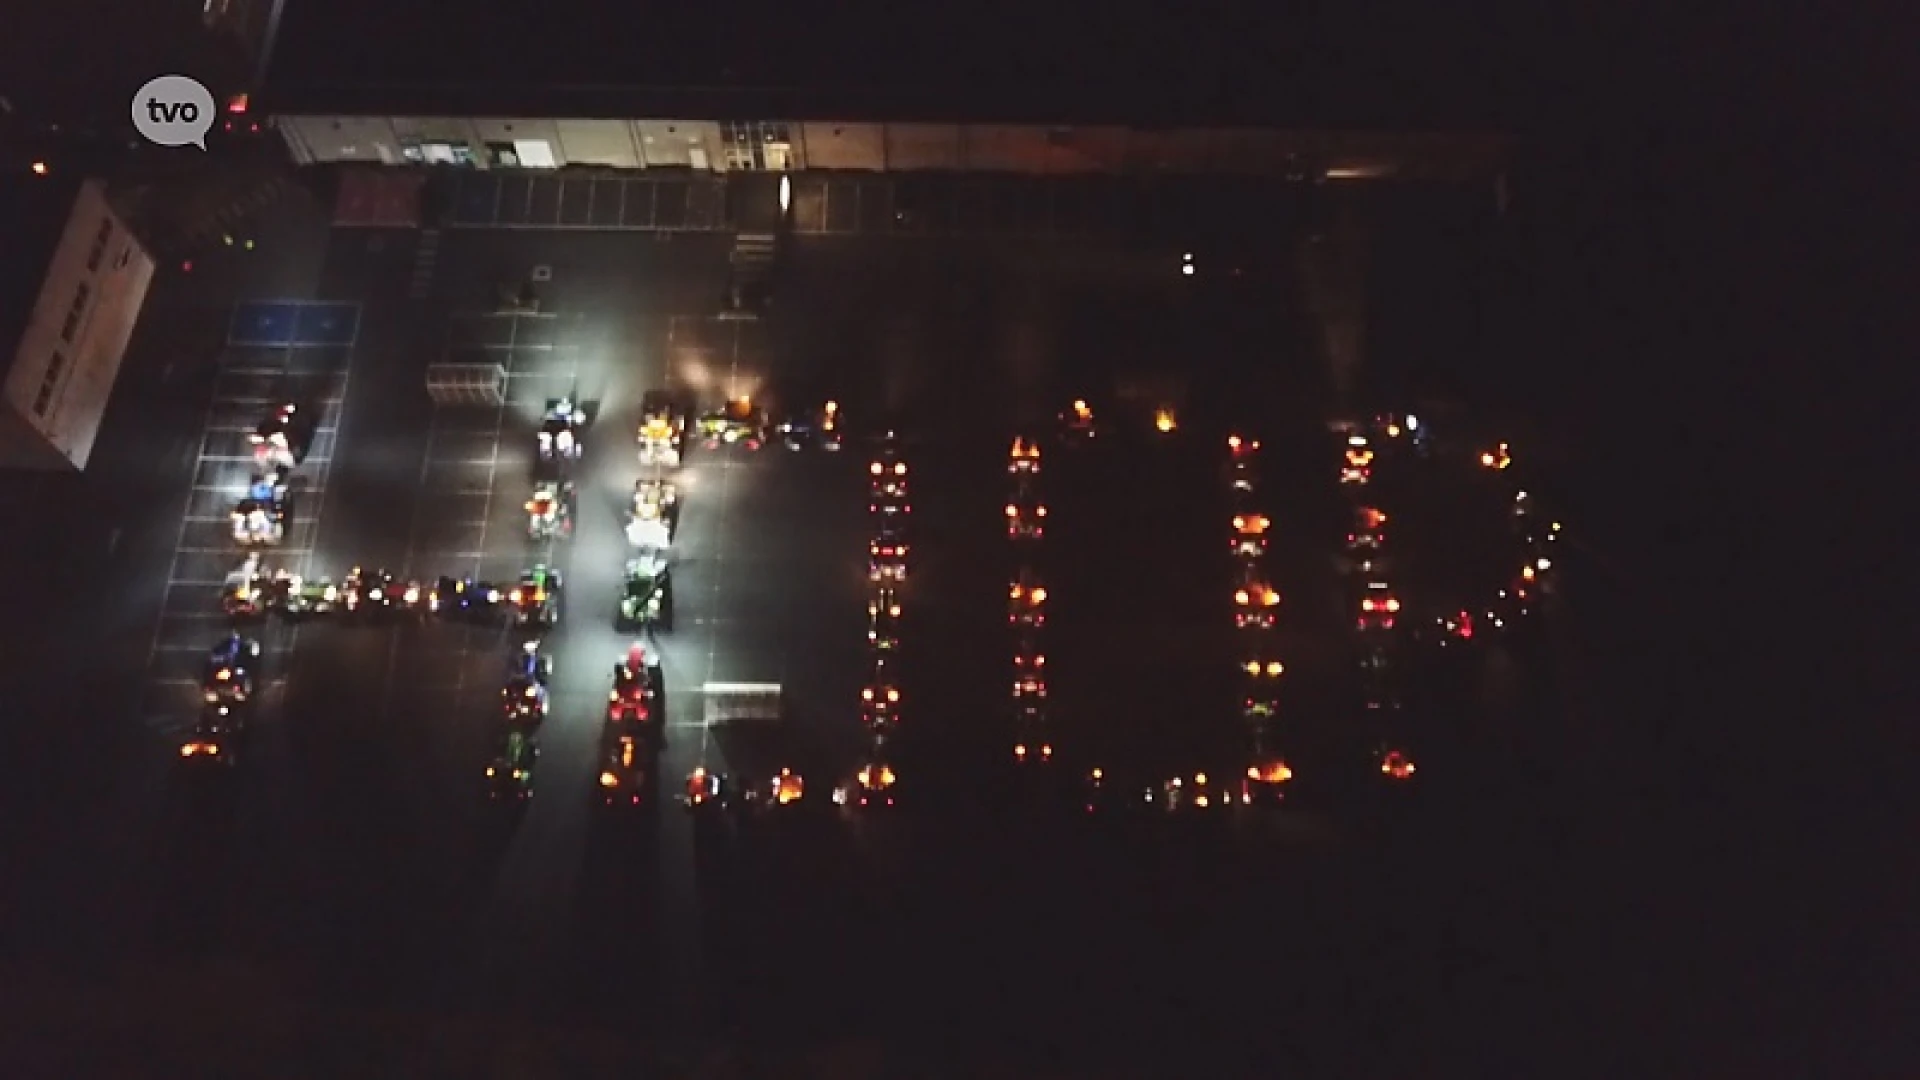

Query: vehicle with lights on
[[698, 396, 767, 448], [1431, 609, 1478, 646], [1228, 454, 1259, 494], [873, 511, 906, 552], [860, 673, 902, 733], [1152, 772, 1230, 812], [1367, 411, 1430, 453], [1232, 513, 1271, 560], [1359, 647, 1400, 711], [179, 717, 240, 768], [779, 399, 844, 451], [1005, 497, 1047, 539], [1349, 506, 1388, 549], [1227, 433, 1261, 459], [1233, 573, 1281, 629], [1357, 581, 1400, 632], [1013, 702, 1053, 765], [1008, 436, 1041, 474], [765, 768, 807, 809], [1240, 759, 1294, 805], [631, 476, 680, 533], [597, 731, 652, 808], [342, 566, 403, 617], [1480, 442, 1513, 470], [525, 480, 576, 542], [202, 632, 260, 705], [1059, 398, 1097, 441], [1081, 767, 1125, 813], [867, 653, 902, 726], [230, 469, 290, 546], [609, 643, 664, 738], [1008, 574, 1048, 629], [617, 553, 672, 630], [1341, 435, 1375, 486], [637, 391, 689, 466], [868, 535, 909, 582], [1242, 691, 1278, 724], [1012, 652, 1047, 700], [1241, 657, 1284, 687], [250, 402, 313, 470], [835, 752, 899, 809], [430, 576, 503, 621], [1013, 648, 1046, 679], [1346, 506, 1389, 572], [1152, 405, 1178, 434], [1512, 491, 1564, 552], [484, 729, 538, 803], [869, 483, 911, 517], [869, 455, 909, 500], [263, 569, 336, 618], [537, 397, 586, 461], [502, 641, 553, 726], [1376, 747, 1417, 782], [222, 554, 269, 619], [867, 589, 901, 651], [1499, 570, 1538, 619], [682, 767, 739, 813], [508, 565, 563, 627]]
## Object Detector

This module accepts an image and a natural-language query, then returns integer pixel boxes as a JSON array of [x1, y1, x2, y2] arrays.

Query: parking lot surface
[[4, 179, 1588, 1066]]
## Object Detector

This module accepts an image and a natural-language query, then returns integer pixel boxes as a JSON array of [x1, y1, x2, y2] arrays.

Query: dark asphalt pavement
[[0, 180, 1604, 1072]]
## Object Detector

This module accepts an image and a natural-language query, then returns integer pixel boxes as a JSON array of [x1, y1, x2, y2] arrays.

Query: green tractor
[[618, 553, 673, 631], [485, 729, 538, 804]]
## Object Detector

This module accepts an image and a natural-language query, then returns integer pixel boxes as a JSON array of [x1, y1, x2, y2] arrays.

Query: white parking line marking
[[466, 342, 555, 351], [425, 457, 503, 467], [148, 380, 230, 668], [177, 546, 312, 556], [154, 607, 229, 616], [503, 370, 571, 377]]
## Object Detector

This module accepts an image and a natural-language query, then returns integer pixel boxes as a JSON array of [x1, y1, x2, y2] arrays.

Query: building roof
[[262, 0, 1520, 131], [0, 171, 82, 365]]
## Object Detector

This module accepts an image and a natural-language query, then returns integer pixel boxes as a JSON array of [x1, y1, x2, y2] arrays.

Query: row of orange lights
[[1341, 419, 1415, 781], [1231, 431, 1293, 804], [1010, 436, 1051, 765]]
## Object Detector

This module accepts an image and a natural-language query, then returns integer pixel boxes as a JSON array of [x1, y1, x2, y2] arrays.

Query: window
[[34, 351, 67, 417], [86, 218, 113, 272], [60, 283, 90, 343]]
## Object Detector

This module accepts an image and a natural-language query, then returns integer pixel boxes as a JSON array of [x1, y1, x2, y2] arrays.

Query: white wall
[[555, 119, 640, 167], [0, 181, 156, 471], [271, 116, 1505, 179], [634, 121, 722, 168]]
